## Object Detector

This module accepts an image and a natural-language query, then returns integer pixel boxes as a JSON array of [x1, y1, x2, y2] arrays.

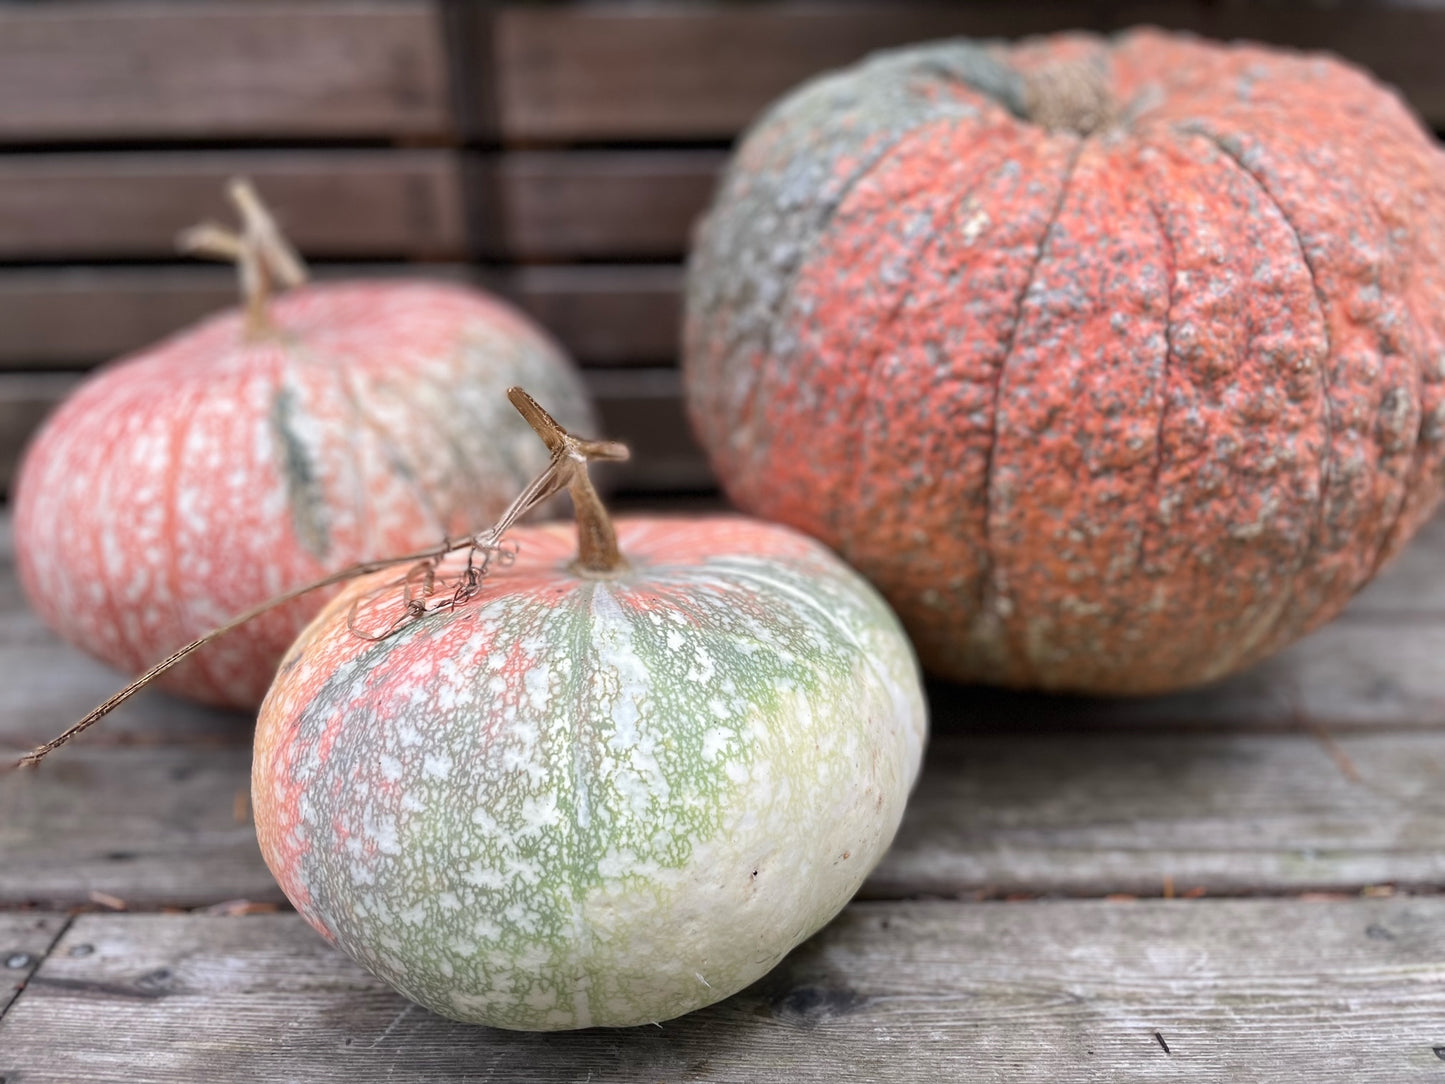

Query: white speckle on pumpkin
[[701, 727, 730, 761]]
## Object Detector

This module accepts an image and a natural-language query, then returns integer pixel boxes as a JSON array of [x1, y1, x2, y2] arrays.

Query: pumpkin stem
[[1021, 58, 1115, 135], [507, 386, 630, 577], [177, 178, 309, 339]]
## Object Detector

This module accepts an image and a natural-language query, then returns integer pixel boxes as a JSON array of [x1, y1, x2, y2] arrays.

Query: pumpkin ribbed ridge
[[253, 516, 927, 1030], [685, 29, 1445, 693], [15, 279, 593, 707]]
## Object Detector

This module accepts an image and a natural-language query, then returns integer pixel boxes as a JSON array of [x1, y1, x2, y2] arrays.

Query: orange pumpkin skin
[[685, 29, 1445, 694], [14, 280, 593, 709]]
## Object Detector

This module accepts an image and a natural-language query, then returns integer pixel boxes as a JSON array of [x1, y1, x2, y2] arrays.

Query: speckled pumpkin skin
[[685, 30, 1445, 693], [14, 280, 593, 708], [253, 517, 926, 1030]]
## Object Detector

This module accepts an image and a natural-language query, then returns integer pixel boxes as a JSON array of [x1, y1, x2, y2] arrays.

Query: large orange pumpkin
[[15, 188, 593, 709], [684, 29, 1445, 694]]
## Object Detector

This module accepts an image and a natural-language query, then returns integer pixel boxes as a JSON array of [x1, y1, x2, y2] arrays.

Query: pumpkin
[[252, 390, 927, 1030], [684, 29, 1445, 694], [14, 181, 593, 709]]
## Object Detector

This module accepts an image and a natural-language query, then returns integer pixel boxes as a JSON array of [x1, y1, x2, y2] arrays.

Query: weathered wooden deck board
[[0, 914, 68, 1021], [3, 901, 1444, 1081], [8, 721, 1445, 911], [4, 507, 1445, 906], [0, 746, 269, 910], [8, 512, 1445, 756]]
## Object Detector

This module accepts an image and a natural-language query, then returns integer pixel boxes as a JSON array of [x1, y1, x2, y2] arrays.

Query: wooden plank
[[0, 149, 714, 265], [492, 4, 1102, 142], [0, 267, 241, 368], [0, 626, 250, 754], [0, 368, 709, 497], [0, 914, 68, 1022], [589, 368, 712, 492], [0, 264, 682, 368], [506, 265, 683, 366], [492, 2, 1445, 141], [7, 719, 1445, 909], [0, 747, 276, 910], [3, 901, 1445, 1080], [0, 151, 468, 261], [0, 373, 84, 494], [476, 150, 724, 260], [0, 2, 452, 143], [874, 726, 1445, 899]]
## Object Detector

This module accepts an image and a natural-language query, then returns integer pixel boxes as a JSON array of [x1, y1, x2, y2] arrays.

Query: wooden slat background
[[1, 0, 1443, 496], [0, 2, 454, 142]]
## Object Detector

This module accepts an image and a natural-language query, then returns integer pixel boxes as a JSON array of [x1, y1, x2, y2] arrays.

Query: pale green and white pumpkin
[[253, 398, 927, 1031]]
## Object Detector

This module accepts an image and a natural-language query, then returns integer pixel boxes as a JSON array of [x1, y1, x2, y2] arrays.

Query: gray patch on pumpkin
[[683, 39, 1030, 479], [271, 385, 331, 559]]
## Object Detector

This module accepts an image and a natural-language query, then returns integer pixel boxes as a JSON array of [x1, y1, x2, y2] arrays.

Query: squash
[[684, 30, 1445, 694], [13, 181, 593, 708], [252, 390, 927, 1030]]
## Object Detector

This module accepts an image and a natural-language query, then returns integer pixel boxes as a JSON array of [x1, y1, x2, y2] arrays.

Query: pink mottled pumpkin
[[15, 280, 593, 708], [685, 29, 1445, 694]]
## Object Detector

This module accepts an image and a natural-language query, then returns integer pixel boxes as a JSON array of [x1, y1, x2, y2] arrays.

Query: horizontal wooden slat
[[11, 719, 1445, 910], [0, 1, 452, 143], [0, 149, 717, 263], [0, 368, 707, 497], [476, 150, 723, 260], [0, 914, 67, 1021], [0, 746, 273, 910], [589, 368, 710, 491], [493, 4, 1097, 142], [5, 512, 1445, 908], [493, 2, 1445, 141], [506, 264, 683, 365], [4, 901, 1445, 1081], [0, 151, 468, 260], [0, 264, 683, 368]]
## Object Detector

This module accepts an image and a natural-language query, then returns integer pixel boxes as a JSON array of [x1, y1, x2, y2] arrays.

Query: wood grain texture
[[505, 264, 683, 366], [0, 151, 468, 260], [492, 2, 1445, 141], [474, 150, 724, 260], [0, 150, 717, 263], [0, 914, 68, 1022], [5, 507, 1445, 907], [0, 1, 452, 143], [6, 721, 1445, 908], [3, 901, 1445, 1081], [493, 4, 1105, 141], [0, 746, 275, 910], [0, 264, 682, 368]]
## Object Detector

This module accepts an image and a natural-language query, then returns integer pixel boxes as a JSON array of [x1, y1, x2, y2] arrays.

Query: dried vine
[[11, 387, 628, 770]]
